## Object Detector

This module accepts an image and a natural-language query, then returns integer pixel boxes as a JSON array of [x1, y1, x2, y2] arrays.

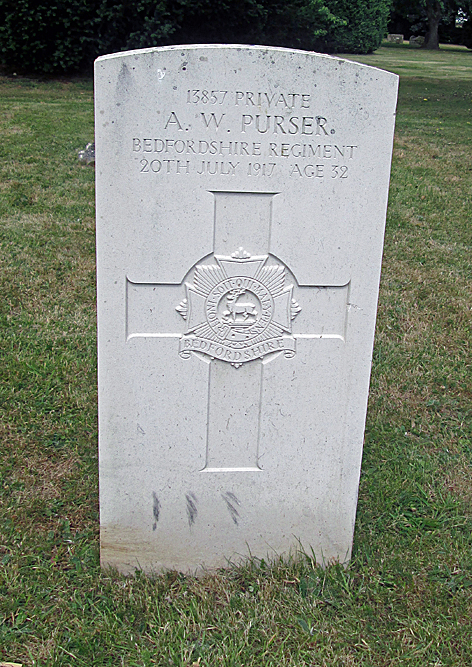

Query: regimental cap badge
[[176, 249, 301, 367]]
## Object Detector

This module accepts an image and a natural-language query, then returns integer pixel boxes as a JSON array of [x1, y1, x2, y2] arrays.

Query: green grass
[[340, 41, 472, 80], [1, 44, 471, 665]]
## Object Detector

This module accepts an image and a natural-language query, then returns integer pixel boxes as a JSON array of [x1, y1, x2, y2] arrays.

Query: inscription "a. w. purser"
[[166, 109, 333, 135]]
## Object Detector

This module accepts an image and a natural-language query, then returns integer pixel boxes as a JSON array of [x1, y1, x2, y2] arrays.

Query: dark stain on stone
[[116, 61, 133, 99], [186, 492, 198, 526], [152, 492, 160, 531], [222, 492, 241, 525]]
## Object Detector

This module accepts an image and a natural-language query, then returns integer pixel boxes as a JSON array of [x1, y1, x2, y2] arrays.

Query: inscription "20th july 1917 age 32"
[[130, 87, 360, 179]]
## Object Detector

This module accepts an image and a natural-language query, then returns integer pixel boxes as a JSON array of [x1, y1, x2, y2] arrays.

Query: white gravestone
[[95, 45, 398, 573]]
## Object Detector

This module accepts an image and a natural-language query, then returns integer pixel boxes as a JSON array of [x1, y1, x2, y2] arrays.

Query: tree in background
[[424, 0, 446, 48], [388, 0, 472, 49], [0, 0, 390, 75]]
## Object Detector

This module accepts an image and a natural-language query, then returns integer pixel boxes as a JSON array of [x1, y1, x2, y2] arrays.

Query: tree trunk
[[423, 0, 442, 49]]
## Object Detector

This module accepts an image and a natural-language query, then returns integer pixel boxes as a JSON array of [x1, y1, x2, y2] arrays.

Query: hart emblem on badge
[[176, 247, 301, 366]]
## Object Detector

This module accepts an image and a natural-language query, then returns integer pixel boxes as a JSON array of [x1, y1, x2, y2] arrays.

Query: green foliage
[[0, 0, 387, 75], [323, 0, 392, 53], [252, 0, 341, 51], [95, 0, 266, 53], [96, 0, 342, 55], [462, 18, 472, 46], [0, 0, 99, 74]]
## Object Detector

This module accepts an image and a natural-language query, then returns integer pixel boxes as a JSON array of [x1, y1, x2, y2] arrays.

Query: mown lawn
[[1, 43, 471, 665]]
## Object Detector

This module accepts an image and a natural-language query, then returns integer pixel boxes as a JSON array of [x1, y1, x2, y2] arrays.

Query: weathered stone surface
[[95, 45, 398, 574]]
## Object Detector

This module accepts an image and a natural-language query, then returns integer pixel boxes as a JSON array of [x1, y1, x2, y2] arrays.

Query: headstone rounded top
[[95, 43, 398, 80]]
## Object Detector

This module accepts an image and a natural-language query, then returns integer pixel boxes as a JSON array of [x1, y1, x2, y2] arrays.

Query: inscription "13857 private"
[[186, 90, 312, 109]]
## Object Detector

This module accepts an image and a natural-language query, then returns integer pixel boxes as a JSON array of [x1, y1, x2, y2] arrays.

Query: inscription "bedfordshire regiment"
[[133, 138, 357, 159]]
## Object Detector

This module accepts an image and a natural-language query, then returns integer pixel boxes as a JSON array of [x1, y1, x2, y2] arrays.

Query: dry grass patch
[[10, 453, 80, 504], [443, 462, 472, 509]]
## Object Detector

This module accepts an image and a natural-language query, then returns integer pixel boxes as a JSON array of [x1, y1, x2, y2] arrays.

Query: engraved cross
[[126, 191, 349, 472]]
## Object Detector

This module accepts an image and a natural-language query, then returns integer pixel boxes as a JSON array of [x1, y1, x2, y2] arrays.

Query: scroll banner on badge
[[179, 335, 296, 363]]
